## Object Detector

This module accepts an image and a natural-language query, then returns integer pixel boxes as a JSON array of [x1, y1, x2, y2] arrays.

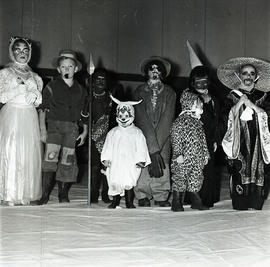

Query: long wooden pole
[[87, 53, 95, 207]]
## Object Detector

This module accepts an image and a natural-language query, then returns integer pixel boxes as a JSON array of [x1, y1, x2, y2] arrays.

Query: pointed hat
[[187, 40, 203, 70]]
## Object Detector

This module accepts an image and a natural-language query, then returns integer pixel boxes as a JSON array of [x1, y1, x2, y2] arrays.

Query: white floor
[[1, 176, 270, 267]]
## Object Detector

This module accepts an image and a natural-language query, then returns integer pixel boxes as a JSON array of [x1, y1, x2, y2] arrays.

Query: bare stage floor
[[1, 173, 270, 267]]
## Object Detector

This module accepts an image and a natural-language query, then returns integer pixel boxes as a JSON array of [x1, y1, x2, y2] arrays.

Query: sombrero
[[140, 56, 171, 77], [217, 57, 270, 92]]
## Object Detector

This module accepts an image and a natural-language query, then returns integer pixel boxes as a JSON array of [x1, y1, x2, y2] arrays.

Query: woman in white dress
[[0, 37, 43, 205]]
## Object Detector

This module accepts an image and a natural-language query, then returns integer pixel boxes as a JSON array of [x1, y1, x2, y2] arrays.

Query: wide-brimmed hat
[[217, 57, 270, 92], [52, 49, 82, 71], [140, 56, 171, 77]]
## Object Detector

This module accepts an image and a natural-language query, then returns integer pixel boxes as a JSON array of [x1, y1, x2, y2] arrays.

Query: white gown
[[0, 67, 43, 205], [101, 124, 151, 196]]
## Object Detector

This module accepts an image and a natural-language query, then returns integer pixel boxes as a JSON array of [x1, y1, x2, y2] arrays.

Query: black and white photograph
[[0, 1, 270, 266]]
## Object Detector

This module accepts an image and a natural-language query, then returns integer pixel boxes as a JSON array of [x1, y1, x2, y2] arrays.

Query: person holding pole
[[90, 68, 112, 204]]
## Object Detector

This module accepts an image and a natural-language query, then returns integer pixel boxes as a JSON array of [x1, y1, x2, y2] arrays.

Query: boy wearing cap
[[38, 49, 89, 204]]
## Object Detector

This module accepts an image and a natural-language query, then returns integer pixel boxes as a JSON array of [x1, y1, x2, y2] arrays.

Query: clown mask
[[110, 95, 142, 128], [116, 104, 135, 128]]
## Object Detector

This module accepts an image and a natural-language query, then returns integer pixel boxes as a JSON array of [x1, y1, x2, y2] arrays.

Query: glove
[[148, 152, 165, 178], [25, 92, 37, 104]]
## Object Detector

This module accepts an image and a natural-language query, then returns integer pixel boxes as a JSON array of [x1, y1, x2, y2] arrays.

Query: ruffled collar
[[7, 62, 32, 80]]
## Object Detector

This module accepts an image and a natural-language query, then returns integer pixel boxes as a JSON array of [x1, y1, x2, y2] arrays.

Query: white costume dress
[[101, 124, 151, 196], [0, 65, 43, 205]]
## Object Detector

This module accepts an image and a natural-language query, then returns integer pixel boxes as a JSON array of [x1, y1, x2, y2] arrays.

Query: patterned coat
[[171, 113, 209, 192]]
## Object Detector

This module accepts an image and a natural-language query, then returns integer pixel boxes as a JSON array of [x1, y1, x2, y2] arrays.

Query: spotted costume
[[171, 90, 209, 193]]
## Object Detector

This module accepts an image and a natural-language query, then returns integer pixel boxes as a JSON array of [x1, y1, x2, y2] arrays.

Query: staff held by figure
[[87, 53, 95, 206]]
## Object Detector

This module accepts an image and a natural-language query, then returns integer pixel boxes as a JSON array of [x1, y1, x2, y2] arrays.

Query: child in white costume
[[101, 95, 151, 208], [0, 37, 43, 206]]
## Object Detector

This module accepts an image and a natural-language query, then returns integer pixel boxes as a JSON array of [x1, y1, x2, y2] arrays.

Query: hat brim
[[217, 57, 270, 92], [140, 56, 171, 77], [52, 56, 82, 71]]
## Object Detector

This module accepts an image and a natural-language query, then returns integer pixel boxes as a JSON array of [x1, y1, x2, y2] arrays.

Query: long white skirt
[[0, 103, 42, 204]]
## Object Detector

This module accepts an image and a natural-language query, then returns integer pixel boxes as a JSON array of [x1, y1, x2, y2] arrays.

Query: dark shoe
[[102, 197, 112, 203], [58, 181, 71, 203], [108, 195, 121, 209], [171, 191, 184, 212], [58, 181, 63, 202], [91, 197, 99, 204], [154, 200, 171, 207], [59, 182, 72, 203], [125, 189, 136, 208], [91, 190, 100, 204], [30, 200, 42, 206], [39, 172, 56, 205], [138, 197, 151, 207], [101, 192, 112, 203], [190, 192, 209, 210]]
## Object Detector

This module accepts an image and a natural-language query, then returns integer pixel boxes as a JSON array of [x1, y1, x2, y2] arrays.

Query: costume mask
[[236, 65, 258, 92], [180, 89, 203, 119], [110, 95, 142, 128], [191, 100, 203, 119], [146, 60, 167, 85], [193, 77, 209, 94], [148, 64, 161, 81], [9, 37, 32, 65]]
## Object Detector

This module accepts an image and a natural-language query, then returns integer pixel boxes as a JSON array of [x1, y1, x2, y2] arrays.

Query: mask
[[110, 95, 142, 128], [116, 105, 135, 128], [192, 107, 203, 119], [9, 36, 32, 65]]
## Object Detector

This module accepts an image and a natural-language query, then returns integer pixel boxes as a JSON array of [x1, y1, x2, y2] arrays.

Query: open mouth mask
[[9, 36, 32, 65], [110, 95, 142, 128]]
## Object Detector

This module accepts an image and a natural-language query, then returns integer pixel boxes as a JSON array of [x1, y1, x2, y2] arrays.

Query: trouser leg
[[101, 173, 111, 203], [171, 190, 184, 212], [39, 172, 56, 205], [91, 165, 102, 203], [108, 195, 121, 209], [59, 182, 72, 203], [190, 192, 209, 210], [125, 188, 136, 208]]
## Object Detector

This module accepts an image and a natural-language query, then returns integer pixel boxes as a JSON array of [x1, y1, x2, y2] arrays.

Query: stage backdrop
[[0, 0, 270, 78]]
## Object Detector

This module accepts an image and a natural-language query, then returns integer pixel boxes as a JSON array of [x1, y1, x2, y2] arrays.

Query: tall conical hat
[[187, 40, 203, 70]]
